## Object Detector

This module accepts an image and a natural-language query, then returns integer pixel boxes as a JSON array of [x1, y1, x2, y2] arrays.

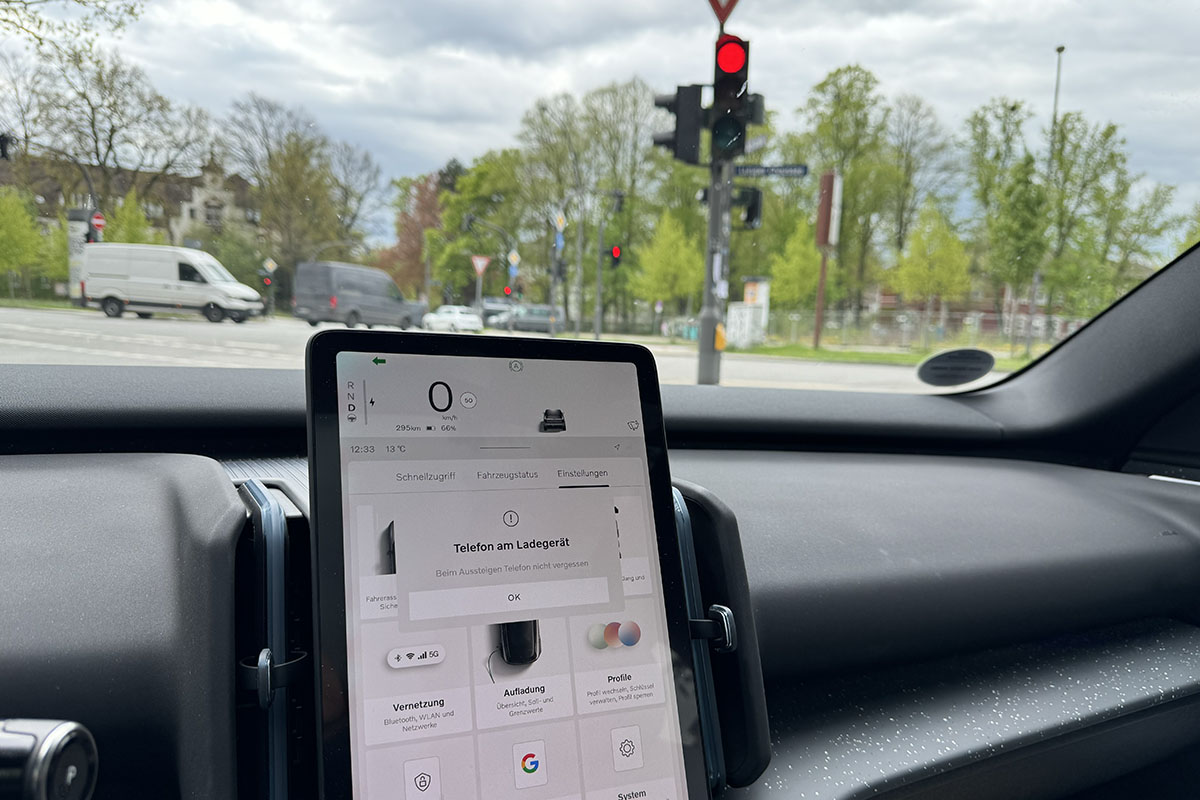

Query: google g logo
[[521, 753, 539, 773], [586, 621, 641, 650]]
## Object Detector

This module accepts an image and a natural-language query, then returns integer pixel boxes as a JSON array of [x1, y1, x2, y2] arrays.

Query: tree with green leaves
[[0, 188, 43, 298], [634, 211, 702, 314], [257, 133, 340, 296], [1177, 203, 1200, 255], [182, 223, 262, 286], [1, 0, 141, 48], [799, 65, 890, 320], [964, 98, 1031, 322], [1041, 112, 1124, 311], [893, 201, 970, 349], [328, 141, 383, 250], [389, 172, 441, 297], [429, 149, 528, 305], [884, 94, 957, 253], [990, 153, 1048, 353], [769, 217, 824, 310], [104, 189, 162, 244], [36, 213, 70, 294], [32, 47, 210, 207]]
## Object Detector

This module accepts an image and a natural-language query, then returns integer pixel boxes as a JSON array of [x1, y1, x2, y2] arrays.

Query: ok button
[[507, 592, 522, 602]]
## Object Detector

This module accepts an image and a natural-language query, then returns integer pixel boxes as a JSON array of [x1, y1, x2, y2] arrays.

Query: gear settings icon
[[618, 738, 636, 758]]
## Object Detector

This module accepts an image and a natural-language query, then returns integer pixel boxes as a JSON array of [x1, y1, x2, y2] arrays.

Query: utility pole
[[813, 170, 842, 349], [812, 250, 829, 349], [1027, 44, 1066, 359], [423, 250, 432, 305], [594, 192, 623, 339], [699, 161, 731, 383], [573, 197, 586, 336], [650, 7, 757, 383]]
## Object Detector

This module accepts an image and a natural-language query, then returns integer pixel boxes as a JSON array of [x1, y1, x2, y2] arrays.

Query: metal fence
[[760, 309, 1088, 350]]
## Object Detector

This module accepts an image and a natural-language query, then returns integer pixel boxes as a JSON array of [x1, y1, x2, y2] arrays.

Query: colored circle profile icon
[[586, 621, 641, 649], [586, 623, 607, 650]]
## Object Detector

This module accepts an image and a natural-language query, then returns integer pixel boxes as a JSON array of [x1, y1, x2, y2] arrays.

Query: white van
[[81, 243, 265, 323]]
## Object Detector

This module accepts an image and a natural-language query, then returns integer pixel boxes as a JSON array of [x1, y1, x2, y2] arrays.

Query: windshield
[[195, 253, 239, 284], [0, 2, 1193, 392]]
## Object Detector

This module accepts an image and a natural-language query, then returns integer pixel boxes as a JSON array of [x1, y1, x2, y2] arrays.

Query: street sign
[[552, 210, 566, 232], [816, 171, 843, 248], [744, 134, 768, 155], [508, 264, 518, 281], [507, 249, 521, 268], [471, 255, 490, 277], [262, 258, 277, 274], [90, 211, 106, 231], [707, 0, 740, 25], [555, 231, 565, 252], [733, 164, 808, 178]]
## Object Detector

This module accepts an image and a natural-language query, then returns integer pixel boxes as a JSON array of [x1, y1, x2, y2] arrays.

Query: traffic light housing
[[737, 187, 763, 229], [0, 133, 11, 161], [610, 245, 622, 270], [652, 85, 702, 165], [257, 269, 274, 290], [712, 35, 749, 160]]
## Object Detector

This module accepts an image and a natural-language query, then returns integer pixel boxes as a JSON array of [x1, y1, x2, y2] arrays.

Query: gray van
[[293, 261, 426, 329]]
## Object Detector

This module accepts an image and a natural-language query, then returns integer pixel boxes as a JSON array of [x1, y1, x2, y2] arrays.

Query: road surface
[[0, 307, 1002, 393]]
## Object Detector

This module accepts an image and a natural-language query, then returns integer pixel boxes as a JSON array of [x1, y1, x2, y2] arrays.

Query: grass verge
[[733, 342, 1040, 373], [0, 298, 87, 312]]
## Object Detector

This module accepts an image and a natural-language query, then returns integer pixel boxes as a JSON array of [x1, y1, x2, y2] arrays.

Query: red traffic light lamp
[[717, 39, 747, 73], [712, 34, 750, 160], [504, 286, 512, 296]]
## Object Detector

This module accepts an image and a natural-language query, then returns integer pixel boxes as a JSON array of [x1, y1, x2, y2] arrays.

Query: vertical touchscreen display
[[335, 351, 691, 799]]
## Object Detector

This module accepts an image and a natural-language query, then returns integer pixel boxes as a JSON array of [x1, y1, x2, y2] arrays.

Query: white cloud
[[61, 0, 1197, 237]]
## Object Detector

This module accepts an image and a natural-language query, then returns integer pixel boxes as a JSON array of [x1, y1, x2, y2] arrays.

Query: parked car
[[81, 243, 264, 323], [508, 304, 567, 333], [293, 261, 426, 329], [421, 305, 484, 332], [480, 296, 516, 326]]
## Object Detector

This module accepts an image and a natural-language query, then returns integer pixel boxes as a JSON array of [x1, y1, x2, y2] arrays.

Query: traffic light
[[652, 85, 702, 165], [504, 285, 512, 296], [0, 133, 11, 161], [711, 34, 749, 160], [737, 187, 763, 229], [257, 269, 274, 290], [610, 245, 621, 270]]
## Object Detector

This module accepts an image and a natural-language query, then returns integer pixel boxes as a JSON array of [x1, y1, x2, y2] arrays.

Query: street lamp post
[[1027, 44, 1066, 359]]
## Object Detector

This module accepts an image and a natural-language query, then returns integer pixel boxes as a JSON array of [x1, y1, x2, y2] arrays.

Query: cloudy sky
[[28, 0, 1200, 240]]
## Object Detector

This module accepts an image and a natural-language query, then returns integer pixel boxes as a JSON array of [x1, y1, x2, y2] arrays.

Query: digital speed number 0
[[428, 381, 453, 413]]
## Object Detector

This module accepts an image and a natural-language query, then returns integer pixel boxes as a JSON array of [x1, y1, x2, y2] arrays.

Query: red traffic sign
[[707, 0, 739, 25], [471, 255, 491, 277], [90, 211, 106, 231]]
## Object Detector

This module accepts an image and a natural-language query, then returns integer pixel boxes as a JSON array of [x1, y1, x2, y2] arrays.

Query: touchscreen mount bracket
[[689, 605, 737, 653]]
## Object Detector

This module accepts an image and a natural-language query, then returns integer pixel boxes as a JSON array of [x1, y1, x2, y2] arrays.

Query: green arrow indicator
[[372, 357, 386, 365]]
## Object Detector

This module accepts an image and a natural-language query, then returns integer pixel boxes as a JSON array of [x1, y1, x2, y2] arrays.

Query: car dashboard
[[5, 252, 1200, 800]]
